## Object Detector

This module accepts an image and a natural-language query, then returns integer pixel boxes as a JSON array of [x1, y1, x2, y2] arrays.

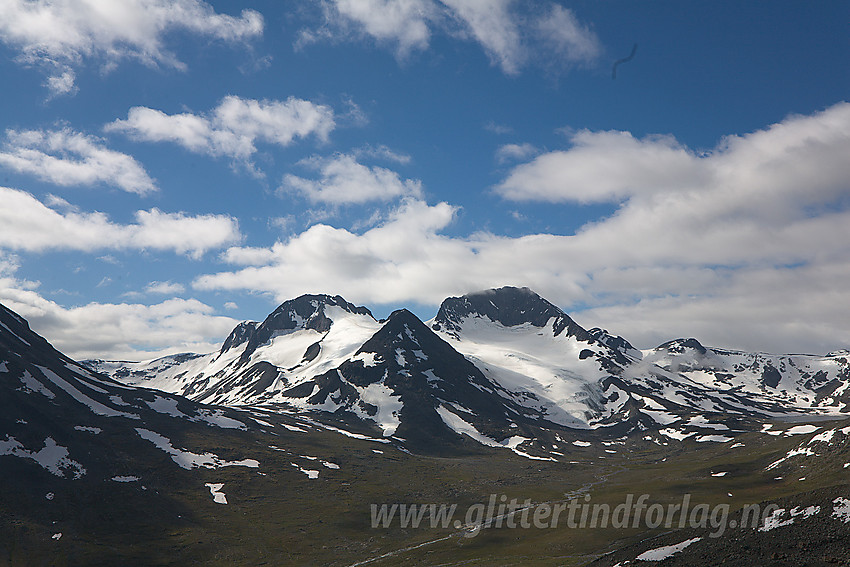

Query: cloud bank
[[0, 0, 263, 95]]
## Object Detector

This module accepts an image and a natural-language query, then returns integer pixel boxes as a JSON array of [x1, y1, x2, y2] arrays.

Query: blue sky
[[1, 0, 849, 360]]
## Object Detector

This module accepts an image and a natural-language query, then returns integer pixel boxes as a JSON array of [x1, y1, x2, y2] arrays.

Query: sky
[[1, 0, 849, 361]]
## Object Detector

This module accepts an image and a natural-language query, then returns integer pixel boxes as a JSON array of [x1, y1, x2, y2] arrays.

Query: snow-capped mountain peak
[[431, 286, 590, 341]]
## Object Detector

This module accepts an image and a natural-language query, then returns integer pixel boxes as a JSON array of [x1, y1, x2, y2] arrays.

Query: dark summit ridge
[[432, 286, 590, 340]]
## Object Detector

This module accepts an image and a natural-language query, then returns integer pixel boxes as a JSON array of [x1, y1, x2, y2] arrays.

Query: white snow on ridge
[[134, 429, 259, 470], [37, 366, 137, 419]]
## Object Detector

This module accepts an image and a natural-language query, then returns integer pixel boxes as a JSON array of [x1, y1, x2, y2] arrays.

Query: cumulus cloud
[[299, 0, 599, 74], [279, 153, 422, 204], [299, 0, 435, 58], [194, 103, 850, 354], [0, 277, 237, 361], [495, 142, 537, 164], [106, 95, 335, 170], [0, 186, 241, 258], [0, 0, 262, 96], [145, 281, 186, 295], [0, 128, 156, 194]]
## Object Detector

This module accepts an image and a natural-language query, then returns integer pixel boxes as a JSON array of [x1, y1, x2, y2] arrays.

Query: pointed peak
[[220, 321, 259, 354]]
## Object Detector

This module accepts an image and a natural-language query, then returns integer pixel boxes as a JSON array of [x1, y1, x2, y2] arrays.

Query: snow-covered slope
[[430, 287, 633, 428], [643, 338, 850, 413], [90, 295, 382, 406]]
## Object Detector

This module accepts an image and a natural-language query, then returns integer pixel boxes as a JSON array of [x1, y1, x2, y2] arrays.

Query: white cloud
[[536, 4, 600, 65], [353, 144, 412, 164], [300, 0, 599, 75], [0, 273, 237, 360], [0, 128, 156, 194], [299, 0, 435, 59], [145, 281, 185, 295], [106, 96, 335, 170], [496, 130, 703, 203], [194, 103, 850, 354], [0, 186, 241, 258], [495, 142, 537, 164], [280, 153, 422, 204], [0, 0, 263, 95], [440, 0, 522, 74]]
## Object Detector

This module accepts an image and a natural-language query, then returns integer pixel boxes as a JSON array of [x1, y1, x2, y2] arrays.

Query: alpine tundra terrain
[[3, 288, 850, 566]]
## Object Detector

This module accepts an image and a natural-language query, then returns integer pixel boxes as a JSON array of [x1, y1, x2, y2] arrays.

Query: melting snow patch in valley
[[659, 429, 694, 441], [760, 506, 820, 531], [112, 476, 140, 482], [0, 436, 86, 479], [192, 409, 246, 430], [572, 440, 592, 447], [784, 425, 819, 436], [833, 498, 850, 523], [135, 429, 259, 470], [766, 446, 816, 470], [635, 537, 702, 561], [292, 463, 319, 479], [695, 435, 733, 443], [711, 472, 727, 477], [205, 483, 228, 504], [74, 426, 102, 434]]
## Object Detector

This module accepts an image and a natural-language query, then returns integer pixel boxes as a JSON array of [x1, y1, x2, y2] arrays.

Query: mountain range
[[85, 286, 849, 456]]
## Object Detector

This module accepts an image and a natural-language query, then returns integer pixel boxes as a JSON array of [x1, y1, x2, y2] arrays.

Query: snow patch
[[292, 463, 319, 479], [635, 537, 702, 561], [833, 497, 850, 523], [205, 483, 228, 504], [37, 366, 137, 419], [784, 425, 819, 436], [135, 429, 259, 470], [112, 476, 140, 482], [18, 371, 55, 399], [0, 436, 86, 479]]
